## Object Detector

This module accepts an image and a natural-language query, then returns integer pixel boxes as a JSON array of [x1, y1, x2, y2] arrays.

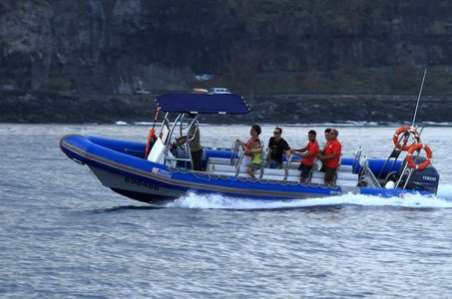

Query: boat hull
[[59, 134, 434, 205], [89, 165, 183, 204]]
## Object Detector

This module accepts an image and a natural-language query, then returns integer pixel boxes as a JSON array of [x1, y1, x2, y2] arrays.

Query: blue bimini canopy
[[155, 93, 250, 115]]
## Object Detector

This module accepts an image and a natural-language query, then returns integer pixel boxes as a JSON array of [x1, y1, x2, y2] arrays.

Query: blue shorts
[[268, 160, 283, 169]]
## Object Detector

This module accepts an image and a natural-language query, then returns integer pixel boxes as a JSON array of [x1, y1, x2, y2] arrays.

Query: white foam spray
[[165, 184, 452, 210]]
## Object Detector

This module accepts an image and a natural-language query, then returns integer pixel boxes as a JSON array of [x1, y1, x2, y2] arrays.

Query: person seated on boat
[[173, 113, 203, 171], [267, 127, 290, 169], [236, 124, 263, 178], [318, 128, 342, 185], [291, 130, 320, 183]]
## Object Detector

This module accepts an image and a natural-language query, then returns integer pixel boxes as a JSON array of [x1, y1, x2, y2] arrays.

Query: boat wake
[[166, 184, 452, 210]]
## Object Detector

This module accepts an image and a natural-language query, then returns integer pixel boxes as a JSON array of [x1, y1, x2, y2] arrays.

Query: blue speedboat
[[60, 93, 439, 205]]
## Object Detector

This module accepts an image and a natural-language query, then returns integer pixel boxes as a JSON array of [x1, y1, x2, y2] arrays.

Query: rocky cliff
[[2, 91, 450, 124], [1, 0, 452, 122]]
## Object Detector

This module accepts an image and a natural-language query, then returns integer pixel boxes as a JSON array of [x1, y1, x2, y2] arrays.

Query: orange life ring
[[145, 128, 156, 158], [392, 126, 420, 151], [406, 143, 432, 171]]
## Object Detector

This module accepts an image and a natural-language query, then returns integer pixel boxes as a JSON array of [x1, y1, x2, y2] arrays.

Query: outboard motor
[[404, 166, 440, 194], [401, 157, 440, 194]]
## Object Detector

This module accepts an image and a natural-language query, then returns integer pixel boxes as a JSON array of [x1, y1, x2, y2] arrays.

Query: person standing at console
[[175, 113, 203, 171]]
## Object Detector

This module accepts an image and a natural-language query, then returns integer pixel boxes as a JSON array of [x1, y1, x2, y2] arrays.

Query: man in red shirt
[[291, 130, 320, 183], [318, 129, 342, 185]]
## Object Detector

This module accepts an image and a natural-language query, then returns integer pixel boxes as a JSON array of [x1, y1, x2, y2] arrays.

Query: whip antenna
[[412, 68, 427, 127]]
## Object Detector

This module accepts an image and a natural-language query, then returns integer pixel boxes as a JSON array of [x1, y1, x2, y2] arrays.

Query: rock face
[[1, 91, 450, 123], [1, 1, 452, 122], [0, 0, 203, 94], [0, 1, 53, 91]]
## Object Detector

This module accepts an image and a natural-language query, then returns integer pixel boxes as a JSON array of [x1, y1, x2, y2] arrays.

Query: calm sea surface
[[1, 124, 452, 298]]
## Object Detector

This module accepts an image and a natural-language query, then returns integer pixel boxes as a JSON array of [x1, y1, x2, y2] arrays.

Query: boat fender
[[145, 128, 157, 158], [392, 126, 420, 151], [406, 143, 432, 171], [385, 181, 395, 189]]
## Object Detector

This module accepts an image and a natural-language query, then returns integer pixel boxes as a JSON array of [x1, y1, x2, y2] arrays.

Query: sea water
[[1, 124, 452, 298]]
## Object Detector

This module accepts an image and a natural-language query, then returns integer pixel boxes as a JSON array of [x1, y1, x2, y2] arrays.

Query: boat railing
[[159, 112, 171, 144], [398, 150, 421, 190], [360, 158, 381, 188], [352, 146, 363, 173], [284, 154, 294, 181], [160, 113, 203, 170], [233, 141, 245, 177], [164, 155, 192, 169], [232, 140, 241, 166], [232, 142, 265, 178]]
